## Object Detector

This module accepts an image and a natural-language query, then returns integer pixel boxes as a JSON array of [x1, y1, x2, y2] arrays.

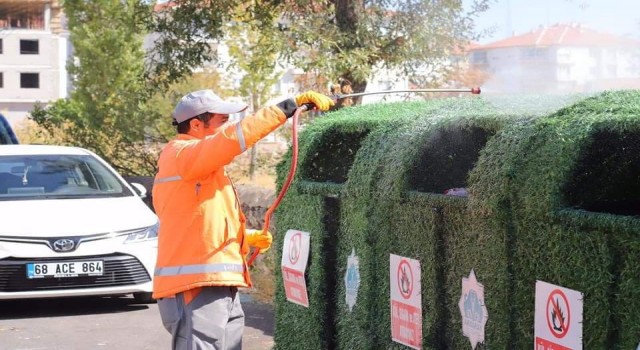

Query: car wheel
[[133, 292, 156, 304]]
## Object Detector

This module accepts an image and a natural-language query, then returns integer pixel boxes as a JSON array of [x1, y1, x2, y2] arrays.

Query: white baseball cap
[[173, 89, 248, 123]]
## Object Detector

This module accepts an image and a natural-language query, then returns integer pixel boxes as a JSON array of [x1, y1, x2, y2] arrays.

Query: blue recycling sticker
[[345, 248, 360, 312]]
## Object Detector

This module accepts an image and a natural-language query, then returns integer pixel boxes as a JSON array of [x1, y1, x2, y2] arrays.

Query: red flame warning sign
[[390, 254, 422, 350], [535, 281, 583, 350]]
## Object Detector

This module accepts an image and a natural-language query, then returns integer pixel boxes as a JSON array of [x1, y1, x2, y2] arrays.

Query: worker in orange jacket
[[152, 89, 334, 350]]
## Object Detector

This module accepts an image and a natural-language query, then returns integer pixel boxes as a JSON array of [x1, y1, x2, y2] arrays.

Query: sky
[[466, 0, 640, 44]]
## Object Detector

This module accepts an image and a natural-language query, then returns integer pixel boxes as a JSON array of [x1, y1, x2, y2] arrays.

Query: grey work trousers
[[157, 287, 245, 350]]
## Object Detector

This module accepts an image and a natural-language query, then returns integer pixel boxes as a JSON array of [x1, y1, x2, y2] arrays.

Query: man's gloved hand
[[245, 229, 273, 253], [295, 91, 335, 111]]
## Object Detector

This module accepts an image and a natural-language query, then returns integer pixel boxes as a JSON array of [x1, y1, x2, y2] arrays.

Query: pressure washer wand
[[335, 87, 481, 100]]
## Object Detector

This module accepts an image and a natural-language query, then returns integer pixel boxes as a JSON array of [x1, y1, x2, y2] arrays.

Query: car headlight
[[123, 223, 158, 244]]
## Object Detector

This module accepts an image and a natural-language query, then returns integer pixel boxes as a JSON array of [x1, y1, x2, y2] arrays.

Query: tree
[[32, 0, 162, 176], [30, 0, 491, 175], [150, 1, 489, 105], [146, 0, 262, 89], [31, 1, 280, 176], [226, 2, 285, 180], [278, 0, 490, 103]]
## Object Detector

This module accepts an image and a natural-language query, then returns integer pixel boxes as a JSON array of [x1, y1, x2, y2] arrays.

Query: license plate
[[26, 260, 104, 279]]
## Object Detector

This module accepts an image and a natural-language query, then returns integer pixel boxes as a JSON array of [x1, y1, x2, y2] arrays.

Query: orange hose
[[247, 105, 305, 266]]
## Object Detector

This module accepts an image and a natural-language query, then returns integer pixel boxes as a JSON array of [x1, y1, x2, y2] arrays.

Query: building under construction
[[0, 0, 69, 126]]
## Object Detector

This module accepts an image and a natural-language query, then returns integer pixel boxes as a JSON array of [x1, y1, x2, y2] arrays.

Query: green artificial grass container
[[332, 100, 455, 350], [368, 96, 566, 349], [271, 92, 620, 349], [471, 90, 640, 348], [273, 101, 444, 349]]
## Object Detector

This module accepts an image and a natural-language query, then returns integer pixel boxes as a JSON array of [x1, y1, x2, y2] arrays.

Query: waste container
[[560, 127, 640, 349], [273, 102, 427, 349], [471, 90, 640, 348], [367, 98, 532, 349], [363, 94, 583, 349], [331, 100, 454, 349]]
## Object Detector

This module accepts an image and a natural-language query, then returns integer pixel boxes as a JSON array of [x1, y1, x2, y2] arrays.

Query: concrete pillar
[[45, 3, 51, 32]]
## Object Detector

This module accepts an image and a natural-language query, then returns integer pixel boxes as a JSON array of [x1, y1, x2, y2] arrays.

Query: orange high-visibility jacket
[[152, 105, 287, 299]]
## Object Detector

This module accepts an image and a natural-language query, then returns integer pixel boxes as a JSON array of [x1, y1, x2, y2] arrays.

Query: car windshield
[[0, 154, 133, 200]]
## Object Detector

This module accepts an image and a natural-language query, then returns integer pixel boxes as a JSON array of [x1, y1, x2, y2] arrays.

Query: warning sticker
[[281, 230, 311, 307], [534, 281, 583, 350], [390, 254, 422, 350]]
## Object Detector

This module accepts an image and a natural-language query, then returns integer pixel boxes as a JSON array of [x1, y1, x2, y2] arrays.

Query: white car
[[0, 145, 158, 302]]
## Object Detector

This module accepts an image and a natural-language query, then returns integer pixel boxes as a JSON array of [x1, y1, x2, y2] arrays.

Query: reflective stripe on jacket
[[152, 105, 287, 299]]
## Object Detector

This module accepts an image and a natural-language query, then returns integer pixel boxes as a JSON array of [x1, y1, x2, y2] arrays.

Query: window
[[557, 49, 571, 61], [557, 65, 571, 80], [378, 80, 393, 90], [0, 154, 131, 199], [473, 51, 488, 64], [523, 48, 548, 60], [20, 40, 39, 55], [20, 73, 39, 88]]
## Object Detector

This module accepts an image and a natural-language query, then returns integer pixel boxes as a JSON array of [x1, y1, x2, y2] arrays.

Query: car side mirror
[[130, 182, 147, 199]]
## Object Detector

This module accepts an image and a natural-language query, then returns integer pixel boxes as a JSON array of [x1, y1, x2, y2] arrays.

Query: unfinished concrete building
[[0, 0, 69, 126]]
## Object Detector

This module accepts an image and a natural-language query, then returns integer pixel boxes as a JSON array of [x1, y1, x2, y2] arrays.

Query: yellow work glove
[[295, 91, 335, 112], [245, 229, 273, 253]]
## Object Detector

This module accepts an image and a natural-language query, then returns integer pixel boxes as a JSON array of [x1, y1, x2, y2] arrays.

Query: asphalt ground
[[0, 293, 274, 350]]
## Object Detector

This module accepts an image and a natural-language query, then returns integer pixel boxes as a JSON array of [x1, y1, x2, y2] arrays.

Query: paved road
[[0, 293, 274, 350]]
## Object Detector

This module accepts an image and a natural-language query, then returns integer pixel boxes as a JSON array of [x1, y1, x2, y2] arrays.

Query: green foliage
[[29, 0, 496, 176], [149, 1, 492, 103], [225, 2, 287, 180], [273, 92, 640, 349], [279, 0, 491, 93], [146, 0, 280, 89], [31, 0, 161, 176], [227, 3, 285, 110]]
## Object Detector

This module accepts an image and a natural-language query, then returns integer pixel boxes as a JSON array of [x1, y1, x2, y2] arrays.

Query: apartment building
[[469, 23, 640, 94], [0, 0, 69, 126]]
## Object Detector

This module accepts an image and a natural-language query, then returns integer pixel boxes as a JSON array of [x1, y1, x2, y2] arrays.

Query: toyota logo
[[52, 239, 75, 252]]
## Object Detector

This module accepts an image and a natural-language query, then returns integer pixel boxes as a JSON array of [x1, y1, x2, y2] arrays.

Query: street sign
[[390, 254, 422, 350], [534, 281, 583, 350], [344, 248, 360, 312], [458, 269, 489, 349], [281, 230, 311, 307]]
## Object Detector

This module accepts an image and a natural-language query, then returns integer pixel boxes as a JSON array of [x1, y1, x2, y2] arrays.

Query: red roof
[[451, 41, 482, 56], [473, 23, 640, 50], [154, 1, 177, 11]]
